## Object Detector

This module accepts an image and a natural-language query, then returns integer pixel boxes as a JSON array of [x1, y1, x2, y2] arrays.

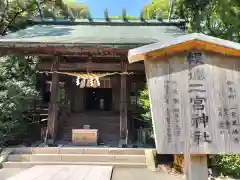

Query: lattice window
[[131, 82, 136, 92], [45, 81, 66, 102], [46, 81, 65, 92], [99, 78, 111, 88]]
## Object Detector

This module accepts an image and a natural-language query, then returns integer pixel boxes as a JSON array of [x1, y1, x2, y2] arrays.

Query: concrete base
[[145, 149, 157, 171]]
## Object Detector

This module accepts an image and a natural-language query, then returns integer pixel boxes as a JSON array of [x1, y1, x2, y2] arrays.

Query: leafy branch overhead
[[0, 0, 89, 35], [143, 0, 240, 42]]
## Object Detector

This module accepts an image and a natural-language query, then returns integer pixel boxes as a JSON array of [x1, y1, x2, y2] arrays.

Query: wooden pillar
[[120, 62, 128, 144], [184, 155, 208, 180], [47, 57, 59, 142]]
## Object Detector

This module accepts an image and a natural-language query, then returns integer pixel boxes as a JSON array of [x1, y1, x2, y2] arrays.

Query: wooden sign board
[[145, 51, 240, 154]]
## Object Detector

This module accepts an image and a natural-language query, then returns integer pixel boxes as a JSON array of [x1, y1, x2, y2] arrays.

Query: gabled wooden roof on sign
[[0, 19, 186, 49], [128, 33, 240, 63]]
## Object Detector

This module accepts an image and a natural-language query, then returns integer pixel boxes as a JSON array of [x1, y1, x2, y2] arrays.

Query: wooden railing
[[136, 128, 152, 146]]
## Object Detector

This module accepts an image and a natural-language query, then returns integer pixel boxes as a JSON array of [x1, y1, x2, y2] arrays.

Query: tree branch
[[1, 9, 25, 35]]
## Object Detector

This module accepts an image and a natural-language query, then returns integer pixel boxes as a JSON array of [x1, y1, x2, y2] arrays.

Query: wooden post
[[47, 57, 59, 142], [120, 62, 128, 144], [184, 155, 208, 180]]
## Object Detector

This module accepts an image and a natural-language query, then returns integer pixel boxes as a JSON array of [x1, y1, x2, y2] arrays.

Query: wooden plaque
[[145, 51, 240, 154]]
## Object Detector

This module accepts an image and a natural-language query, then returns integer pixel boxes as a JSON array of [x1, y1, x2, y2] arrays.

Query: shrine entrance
[[85, 88, 112, 111]]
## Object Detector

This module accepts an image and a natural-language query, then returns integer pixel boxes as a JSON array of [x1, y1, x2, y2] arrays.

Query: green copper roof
[[0, 19, 186, 48]]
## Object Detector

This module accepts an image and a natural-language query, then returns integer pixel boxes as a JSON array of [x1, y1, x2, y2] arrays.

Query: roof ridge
[[27, 18, 186, 28]]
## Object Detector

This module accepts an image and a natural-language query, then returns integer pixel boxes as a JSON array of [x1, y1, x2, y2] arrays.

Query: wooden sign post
[[128, 33, 240, 180]]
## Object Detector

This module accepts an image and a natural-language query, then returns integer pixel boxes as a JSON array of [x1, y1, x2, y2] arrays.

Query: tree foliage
[[61, 0, 89, 19], [0, 0, 89, 35], [177, 0, 240, 41], [0, 56, 39, 146], [143, 0, 170, 19], [143, 0, 240, 42], [210, 155, 240, 178], [110, 15, 137, 20], [138, 88, 152, 126]]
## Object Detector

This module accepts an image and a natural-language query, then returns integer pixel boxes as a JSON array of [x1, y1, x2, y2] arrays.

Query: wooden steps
[[60, 112, 120, 144]]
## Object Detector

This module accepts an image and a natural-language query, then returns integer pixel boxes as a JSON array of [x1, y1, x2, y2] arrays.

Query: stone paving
[[0, 168, 25, 180], [0, 167, 184, 180], [112, 168, 184, 180]]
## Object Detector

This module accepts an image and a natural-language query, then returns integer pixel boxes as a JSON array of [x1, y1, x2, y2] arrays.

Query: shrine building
[[0, 17, 186, 146]]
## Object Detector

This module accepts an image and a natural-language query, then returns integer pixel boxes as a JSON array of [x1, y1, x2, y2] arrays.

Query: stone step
[[63, 125, 119, 129], [66, 120, 119, 123], [63, 126, 120, 130], [64, 122, 120, 125], [63, 123, 119, 127], [3, 161, 146, 168], [61, 137, 120, 142], [67, 119, 119, 121], [10, 147, 146, 155], [67, 117, 119, 120], [64, 120, 118, 122], [62, 132, 119, 136], [67, 117, 119, 119], [62, 130, 120, 133], [8, 154, 146, 163]]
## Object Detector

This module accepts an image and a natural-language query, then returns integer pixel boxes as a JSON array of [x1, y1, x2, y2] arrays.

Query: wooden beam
[[0, 47, 129, 57], [120, 62, 128, 144], [38, 62, 144, 72], [47, 57, 59, 142]]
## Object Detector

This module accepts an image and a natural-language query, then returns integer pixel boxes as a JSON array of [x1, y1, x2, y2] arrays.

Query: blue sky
[[76, 0, 151, 18]]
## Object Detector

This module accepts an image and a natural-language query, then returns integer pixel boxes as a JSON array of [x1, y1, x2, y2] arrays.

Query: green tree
[[143, 0, 240, 42], [175, 0, 240, 39], [210, 155, 240, 178], [0, 0, 89, 35], [143, 0, 170, 19], [0, 56, 39, 146], [110, 15, 137, 20], [61, 0, 89, 19], [138, 88, 152, 125]]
